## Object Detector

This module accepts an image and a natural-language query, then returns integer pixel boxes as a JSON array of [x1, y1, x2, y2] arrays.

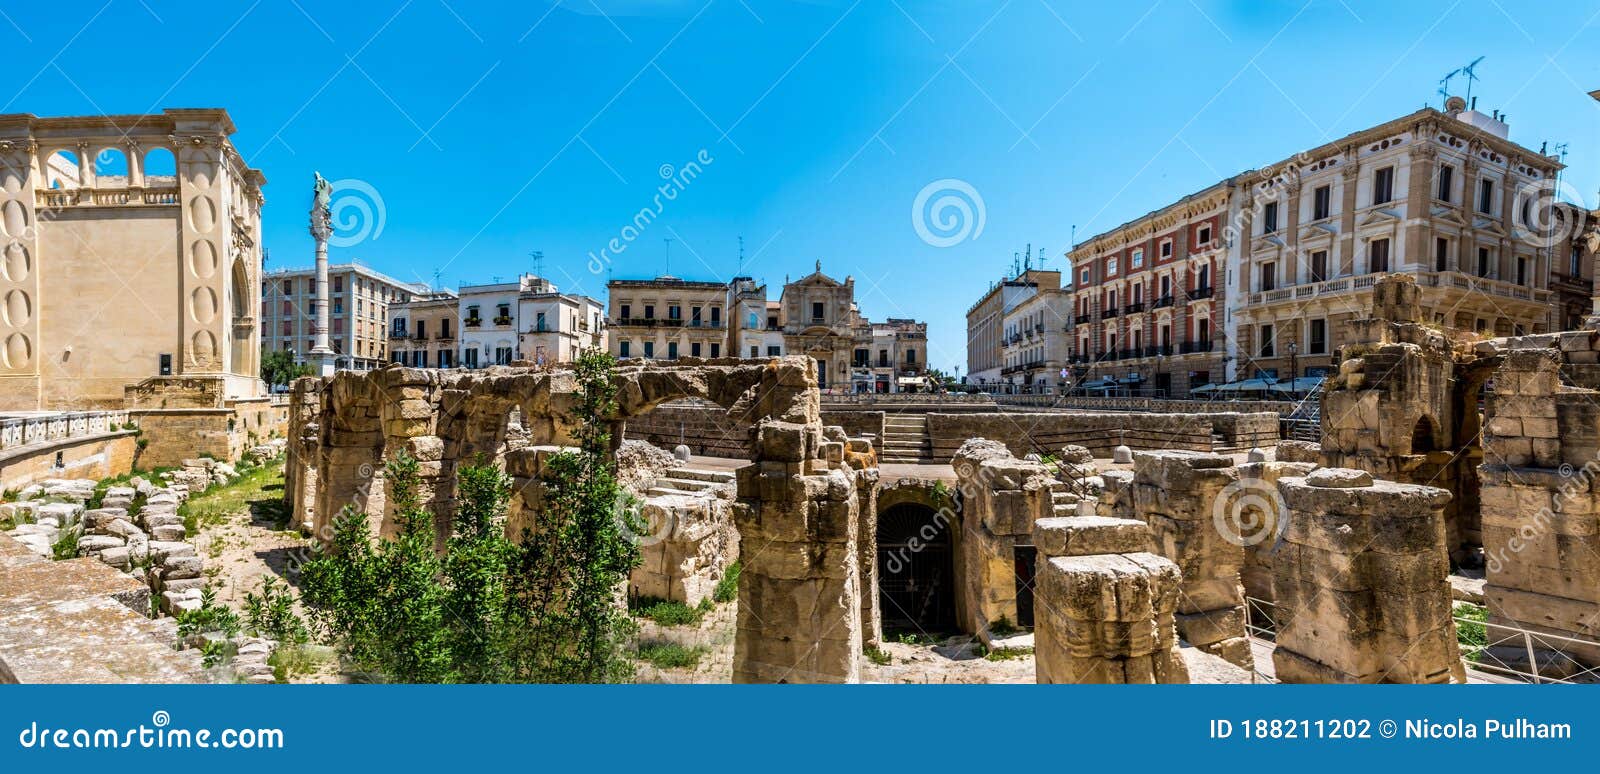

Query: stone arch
[[1410, 414, 1438, 454], [92, 146, 128, 182], [228, 256, 251, 375], [142, 146, 177, 183], [44, 149, 79, 189], [876, 497, 956, 633]]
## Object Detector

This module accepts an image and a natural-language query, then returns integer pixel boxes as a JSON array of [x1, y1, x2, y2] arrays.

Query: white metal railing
[[1454, 612, 1600, 685], [0, 410, 133, 452], [1246, 595, 1600, 684]]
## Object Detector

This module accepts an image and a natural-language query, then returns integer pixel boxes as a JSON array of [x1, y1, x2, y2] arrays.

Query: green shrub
[[630, 596, 706, 627], [1456, 602, 1487, 662], [243, 576, 308, 646], [713, 560, 741, 604], [50, 527, 80, 561], [984, 646, 1034, 662], [299, 348, 641, 684], [864, 646, 892, 665], [634, 641, 707, 669]]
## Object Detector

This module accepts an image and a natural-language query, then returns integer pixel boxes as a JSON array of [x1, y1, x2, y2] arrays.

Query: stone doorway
[[877, 502, 955, 634]]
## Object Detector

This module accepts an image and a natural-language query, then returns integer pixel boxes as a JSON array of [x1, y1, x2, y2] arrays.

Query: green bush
[[50, 527, 80, 561], [630, 597, 706, 627], [864, 646, 892, 666], [1455, 602, 1487, 662], [299, 348, 642, 684], [635, 641, 707, 669], [243, 576, 308, 646]]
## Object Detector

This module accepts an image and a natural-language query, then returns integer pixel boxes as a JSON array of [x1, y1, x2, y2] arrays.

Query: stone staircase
[[879, 413, 933, 464], [646, 466, 736, 498]]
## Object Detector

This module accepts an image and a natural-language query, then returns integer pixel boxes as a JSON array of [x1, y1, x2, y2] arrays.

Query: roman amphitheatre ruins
[[1, 272, 1597, 684]]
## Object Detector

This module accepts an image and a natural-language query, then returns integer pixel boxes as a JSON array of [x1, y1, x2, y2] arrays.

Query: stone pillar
[[952, 438, 1061, 641], [1033, 515, 1189, 683], [1130, 450, 1250, 667], [1273, 467, 1463, 683], [1234, 459, 1317, 604], [308, 175, 336, 376], [1480, 344, 1600, 672], [732, 359, 863, 683], [285, 376, 323, 533]]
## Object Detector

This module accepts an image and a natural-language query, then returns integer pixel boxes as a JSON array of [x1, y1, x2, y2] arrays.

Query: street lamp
[[1288, 341, 1299, 393]]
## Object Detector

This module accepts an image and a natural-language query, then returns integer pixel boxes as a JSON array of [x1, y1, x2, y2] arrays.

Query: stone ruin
[[1032, 514, 1188, 683], [1127, 451, 1251, 667], [285, 356, 880, 683], [1273, 468, 1463, 683]]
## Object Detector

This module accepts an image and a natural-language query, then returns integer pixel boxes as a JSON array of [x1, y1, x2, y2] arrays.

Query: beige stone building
[[967, 269, 1067, 392], [387, 289, 460, 368], [607, 276, 728, 360], [0, 109, 266, 409], [261, 262, 423, 372], [1232, 98, 1567, 384], [1053, 98, 1571, 396], [1000, 271, 1070, 393]]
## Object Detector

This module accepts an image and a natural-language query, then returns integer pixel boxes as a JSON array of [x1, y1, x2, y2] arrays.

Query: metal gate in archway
[[876, 503, 955, 633]]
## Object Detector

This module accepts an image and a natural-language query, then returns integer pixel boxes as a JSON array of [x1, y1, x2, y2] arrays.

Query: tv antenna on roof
[[528, 250, 545, 276], [663, 237, 674, 276], [1440, 56, 1485, 106], [431, 268, 442, 291]]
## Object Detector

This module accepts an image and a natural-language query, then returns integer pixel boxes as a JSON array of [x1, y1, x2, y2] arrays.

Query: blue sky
[[6, 0, 1600, 373]]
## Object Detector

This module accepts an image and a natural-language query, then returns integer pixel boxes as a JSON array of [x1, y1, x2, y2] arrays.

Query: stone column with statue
[[307, 172, 336, 376]]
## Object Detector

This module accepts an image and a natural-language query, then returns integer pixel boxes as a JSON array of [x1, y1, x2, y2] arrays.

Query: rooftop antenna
[[1461, 56, 1485, 105], [1070, 225, 1077, 249], [1437, 66, 1463, 106], [737, 235, 745, 268], [528, 249, 545, 277], [663, 237, 674, 276], [1023, 243, 1032, 272], [1037, 242, 1047, 270], [431, 268, 442, 291]]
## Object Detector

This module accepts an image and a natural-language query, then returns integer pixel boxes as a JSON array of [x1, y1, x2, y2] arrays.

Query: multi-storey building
[[1000, 275, 1071, 394], [852, 318, 928, 393], [387, 289, 459, 368], [606, 276, 728, 361], [1065, 186, 1227, 397], [518, 279, 605, 366], [458, 277, 524, 368], [966, 269, 1063, 391], [261, 262, 422, 372], [1059, 97, 1571, 397], [728, 277, 784, 359], [608, 265, 929, 391]]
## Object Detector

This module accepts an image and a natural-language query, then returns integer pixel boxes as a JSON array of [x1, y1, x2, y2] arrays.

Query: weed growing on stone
[[1455, 602, 1487, 663], [50, 526, 80, 560], [984, 646, 1034, 662], [630, 596, 711, 627], [635, 640, 708, 670], [864, 646, 892, 665], [712, 560, 741, 604]]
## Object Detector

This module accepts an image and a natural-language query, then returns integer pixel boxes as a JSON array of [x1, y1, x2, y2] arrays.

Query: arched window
[[1411, 416, 1437, 454], [45, 150, 79, 189], [93, 146, 128, 183], [143, 147, 177, 185]]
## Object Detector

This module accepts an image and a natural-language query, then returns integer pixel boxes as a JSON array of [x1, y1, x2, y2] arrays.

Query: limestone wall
[[930, 412, 1218, 461], [1129, 451, 1250, 667], [1480, 343, 1600, 670], [1032, 515, 1189, 683], [0, 431, 137, 491], [952, 439, 1064, 640], [623, 399, 884, 458], [1273, 468, 1462, 683]]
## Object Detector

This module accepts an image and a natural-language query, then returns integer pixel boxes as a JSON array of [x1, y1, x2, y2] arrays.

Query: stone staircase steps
[[879, 414, 932, 463]]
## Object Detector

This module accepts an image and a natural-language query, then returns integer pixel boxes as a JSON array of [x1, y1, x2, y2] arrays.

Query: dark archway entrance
[[877, 502, 955, 633]]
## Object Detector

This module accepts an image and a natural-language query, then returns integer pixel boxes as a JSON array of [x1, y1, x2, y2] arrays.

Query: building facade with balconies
[[387, 289, 460, 368], [965, 269, 1062, 391], [518, 285, 605, 366], [1231, 99, 1568, 384], [1065, 184, 1229, 398], [261, 262, 423, 372], [1000, 280, 1070, 394], [607, 276, 728, 361]]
